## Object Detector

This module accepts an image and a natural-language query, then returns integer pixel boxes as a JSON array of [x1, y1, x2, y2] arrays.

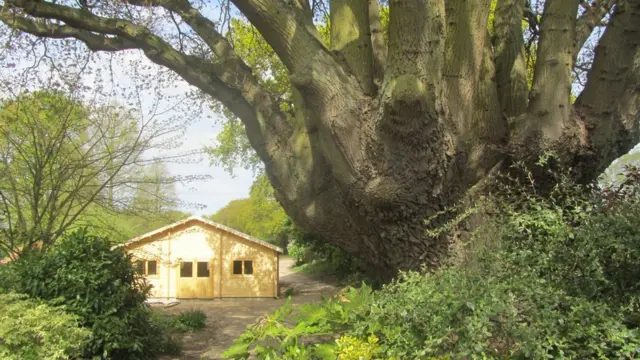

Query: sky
[[0, 44, 256, 218], [0, 3, 259, 217], [166, 117, 255, 216], [107, 50, 257, 217]]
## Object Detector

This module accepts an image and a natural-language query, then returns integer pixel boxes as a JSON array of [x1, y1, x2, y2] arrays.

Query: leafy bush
[[0, 229, 179, 359], [283, 287, 295, 297], [224, 166, 640, 359], [152, 309, 208, 334], [286, 239, 308, 265], [176, 309, 207, 331], [335, 335, 382, 360], [0, 292, 91, 360]]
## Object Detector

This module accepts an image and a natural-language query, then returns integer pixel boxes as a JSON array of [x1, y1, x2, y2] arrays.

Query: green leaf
[[313, 343, 337, 360], [221, 342, 250, 359]]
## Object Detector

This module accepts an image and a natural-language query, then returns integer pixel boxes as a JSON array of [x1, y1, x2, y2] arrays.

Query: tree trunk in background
[[2, 0, 640, 278]]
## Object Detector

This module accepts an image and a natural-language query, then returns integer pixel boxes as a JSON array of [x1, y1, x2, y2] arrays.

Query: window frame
[[243, 260, 253, 275], [196, 261, 211, 278], [146, 260, 158, 277], [231, 259, 255, 276], [180, 261, 194, 278], [133, 259, 159, 277], [134, 260, 145, 275]]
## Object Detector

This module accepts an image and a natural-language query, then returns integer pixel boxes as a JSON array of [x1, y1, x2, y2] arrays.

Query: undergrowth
[[223, 162, 640, 359], [154, 309, 208, 333]]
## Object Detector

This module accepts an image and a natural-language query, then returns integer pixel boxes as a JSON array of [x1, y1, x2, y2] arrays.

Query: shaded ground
[[157, 256, 339, 359]]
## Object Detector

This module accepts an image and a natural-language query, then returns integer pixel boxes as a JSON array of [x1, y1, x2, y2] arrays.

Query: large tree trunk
[[2, 0, 640, 278]]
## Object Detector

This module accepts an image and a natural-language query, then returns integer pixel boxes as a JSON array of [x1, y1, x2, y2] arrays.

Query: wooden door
[[177, 259, 214, 298]]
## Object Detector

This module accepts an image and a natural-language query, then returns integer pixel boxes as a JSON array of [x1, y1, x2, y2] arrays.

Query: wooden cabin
[[122, 216, 283, 299]]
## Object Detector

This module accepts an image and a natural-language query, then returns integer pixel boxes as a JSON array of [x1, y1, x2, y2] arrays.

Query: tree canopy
[[208, 174, 287, 243]]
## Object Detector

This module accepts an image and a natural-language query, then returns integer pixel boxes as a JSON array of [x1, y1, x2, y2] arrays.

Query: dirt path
[[157, 256, 339, 359]]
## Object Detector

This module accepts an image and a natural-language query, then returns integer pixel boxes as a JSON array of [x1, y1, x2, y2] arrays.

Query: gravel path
[[157, 256, 339, 359]]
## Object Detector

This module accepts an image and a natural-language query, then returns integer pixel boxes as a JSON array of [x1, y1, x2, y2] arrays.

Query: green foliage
[[288, 229, 371, 285], [206, 17, 291, 172], [287, 239, 308, 265], [335, 335, 382, 360], [283, 287, 295, 297], [206, 9, 390, 173], [225, 166, 640, 359], [0, 90, 185, 254], [602, 149, 640, 185], [0, 292, 91, 360], [0, 229, 178, 359], [76, 209, 191, 244], [223, 286, 375, 359], [175, 309, 207, 332], [208, 174, 287, 243]]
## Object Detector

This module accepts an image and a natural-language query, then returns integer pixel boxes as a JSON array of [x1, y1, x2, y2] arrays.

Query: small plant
[[0, 292, 91, 360], [283, 287, 295, 297], [176, 309, 207, 332], [335, 335, 382, 360]]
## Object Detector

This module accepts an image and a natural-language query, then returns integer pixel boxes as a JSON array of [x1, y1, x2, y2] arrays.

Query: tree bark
[[2, 0, 640, 279], [330, 0, 375, 94], [493, 0, 528, 118]]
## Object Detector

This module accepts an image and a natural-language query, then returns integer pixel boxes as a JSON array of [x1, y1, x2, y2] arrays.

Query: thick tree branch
[[444, 0, 494, 132], [330, 0, 375, 94], [0, 9, 137, 51], [232, 0, 372, 194], [230, 0, 326, 73], [574, 0, 617, 54], [124, 0, 294, 160], [387, 0, 444, 85], [369, 0, 386, 86], [381, 0, 445, 133], [519, 0, 579, 143], [493, 0, 528, 118], [575, 0, 640, 172], [2, 0, 294, 186], [443, 1, 506, 188]]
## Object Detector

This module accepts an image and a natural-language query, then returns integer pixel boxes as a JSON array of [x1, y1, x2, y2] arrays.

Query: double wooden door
[[176, 259, 214, 298]]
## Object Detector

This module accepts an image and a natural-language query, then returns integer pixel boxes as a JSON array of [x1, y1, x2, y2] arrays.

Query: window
[[134, 260, 158, 276], [180, 261, 193, 277], [244, 260, 253, 275], [134, 260, 145, 275], [232, 260, 243, 275], [232, 260, 254, 275], [147, 261, 157, 275], [197, 261, 210, 277]]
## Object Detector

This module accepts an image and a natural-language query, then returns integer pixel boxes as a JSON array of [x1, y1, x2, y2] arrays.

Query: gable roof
[[121, 216, 284, 253]]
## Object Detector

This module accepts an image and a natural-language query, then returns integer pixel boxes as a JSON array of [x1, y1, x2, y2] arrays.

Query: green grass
[[153, 309, 207, 333], [292, 260, 332, 278], [293, 260, 370, 287]]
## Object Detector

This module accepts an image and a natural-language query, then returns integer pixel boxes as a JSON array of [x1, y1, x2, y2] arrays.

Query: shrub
[[335, 335, 382, 360], [283, 287, 295, 297], [224, 167, 640, 359], [286, 239, 308, 265], [152, 309, 207, 333], [176, 309, 207, 331], [0, 229, 178, 359], [0, 292, 90, 360]]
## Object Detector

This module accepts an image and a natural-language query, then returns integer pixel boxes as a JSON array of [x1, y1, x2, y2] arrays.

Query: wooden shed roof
[[121, 216, 284, 253]]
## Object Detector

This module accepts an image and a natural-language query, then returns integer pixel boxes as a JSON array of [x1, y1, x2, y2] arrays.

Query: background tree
[[0, 90, 197, 257], [208, 174, 287, 243], [131, 162, 178, 215], [1, 0, 639, 277]]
